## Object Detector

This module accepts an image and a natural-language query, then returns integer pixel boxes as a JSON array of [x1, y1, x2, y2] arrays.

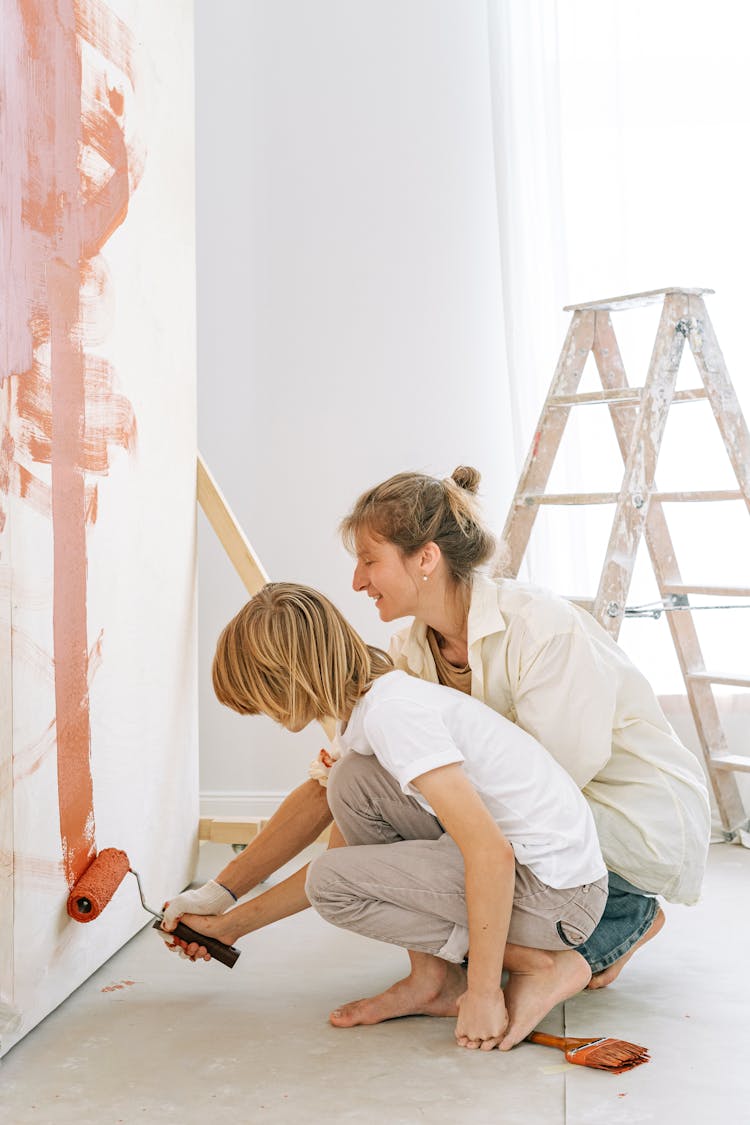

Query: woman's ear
[[419, 541, 441, 577]]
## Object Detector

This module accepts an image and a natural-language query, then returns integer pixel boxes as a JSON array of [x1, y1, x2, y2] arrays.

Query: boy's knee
[[326, 752, 378, 815], [305, 851, 346, 918]]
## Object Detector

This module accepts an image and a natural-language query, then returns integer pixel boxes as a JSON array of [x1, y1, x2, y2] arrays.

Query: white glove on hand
[[308, 746, 341, 787], [162, 879, 235, 931]]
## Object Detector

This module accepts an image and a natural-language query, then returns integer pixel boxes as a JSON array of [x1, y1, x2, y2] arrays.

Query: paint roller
[[66, 848, 241, 968]]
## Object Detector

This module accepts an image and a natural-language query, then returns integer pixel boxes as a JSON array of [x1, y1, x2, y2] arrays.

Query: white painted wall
[[194, 1, 519, 805]]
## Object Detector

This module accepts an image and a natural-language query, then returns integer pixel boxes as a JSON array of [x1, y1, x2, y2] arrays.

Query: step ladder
[[501, 287, 750, 840]]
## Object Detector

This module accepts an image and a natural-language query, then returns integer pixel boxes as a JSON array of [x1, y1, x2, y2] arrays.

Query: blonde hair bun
[[450, 466, 481, 494]]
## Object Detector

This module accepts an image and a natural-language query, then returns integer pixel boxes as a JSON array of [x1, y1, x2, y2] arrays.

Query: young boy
[[165, 582, 608, 1051]]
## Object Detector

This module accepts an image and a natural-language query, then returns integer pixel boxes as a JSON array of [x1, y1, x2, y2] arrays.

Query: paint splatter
[[0, 1, 142, 888], [100, 979, 136, 993]]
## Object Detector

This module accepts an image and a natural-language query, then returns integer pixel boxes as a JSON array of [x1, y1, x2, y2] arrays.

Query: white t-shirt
[[336, 670, 606, 891]]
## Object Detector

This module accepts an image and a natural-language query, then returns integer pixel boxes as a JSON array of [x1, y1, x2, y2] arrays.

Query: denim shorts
[[575, 871, 659, 975]]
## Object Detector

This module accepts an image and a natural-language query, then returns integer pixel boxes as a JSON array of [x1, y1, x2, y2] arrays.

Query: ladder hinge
[[676, 316, 701, 337]]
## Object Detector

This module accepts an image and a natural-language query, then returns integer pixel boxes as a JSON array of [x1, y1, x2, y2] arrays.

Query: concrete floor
[[0, 841, 748, 1124]]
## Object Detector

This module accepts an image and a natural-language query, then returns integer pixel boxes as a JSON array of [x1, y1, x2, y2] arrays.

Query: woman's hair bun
[[450, 465, 481, 494]]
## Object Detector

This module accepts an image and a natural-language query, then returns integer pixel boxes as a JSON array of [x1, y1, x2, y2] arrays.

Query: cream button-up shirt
[[388, 573, 711, 905]]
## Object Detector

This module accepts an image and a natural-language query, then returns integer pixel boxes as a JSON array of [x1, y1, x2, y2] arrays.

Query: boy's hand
[[455, 989, 509, 1051], [161, 879, 235, 931], [161, 911, 239, 963]]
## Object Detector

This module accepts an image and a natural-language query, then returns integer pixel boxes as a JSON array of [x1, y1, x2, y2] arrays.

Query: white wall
[[195, 1, 518, 805]]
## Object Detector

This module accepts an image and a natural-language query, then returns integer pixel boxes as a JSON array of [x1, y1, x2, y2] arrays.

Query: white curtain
[[486, 0, 750, 694]]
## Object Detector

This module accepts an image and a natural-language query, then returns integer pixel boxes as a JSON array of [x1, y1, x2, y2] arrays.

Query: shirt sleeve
[[362, 699, 464, 794], [510, 630, 616, 788]]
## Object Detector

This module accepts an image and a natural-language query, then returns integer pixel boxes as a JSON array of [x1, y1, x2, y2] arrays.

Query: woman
[[164, 467, 709, 998], [338, 466, 711, 991]]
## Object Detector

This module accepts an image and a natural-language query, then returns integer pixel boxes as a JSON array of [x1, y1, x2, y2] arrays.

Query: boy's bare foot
[[586, 905, 665, 990], [499, 950, 591, 1051], [329, 952, 467, 1028]]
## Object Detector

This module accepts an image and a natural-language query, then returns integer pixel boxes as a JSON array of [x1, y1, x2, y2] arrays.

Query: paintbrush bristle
[[566, 1037, 650, 1074]]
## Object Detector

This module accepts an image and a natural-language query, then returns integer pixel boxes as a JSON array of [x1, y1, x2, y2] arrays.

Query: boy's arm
[[165, 822, 348, 961], [412, 763, 515, 1050]]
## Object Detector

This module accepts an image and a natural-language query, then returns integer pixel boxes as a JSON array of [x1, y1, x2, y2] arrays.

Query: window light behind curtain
[[486, 0, 750, 693]]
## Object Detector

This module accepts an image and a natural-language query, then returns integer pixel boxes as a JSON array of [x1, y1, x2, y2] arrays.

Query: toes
[[329, 1006, 360, 1027]]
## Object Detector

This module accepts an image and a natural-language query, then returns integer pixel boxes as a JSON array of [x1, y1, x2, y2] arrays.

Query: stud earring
[[422, 574, 428, 582]]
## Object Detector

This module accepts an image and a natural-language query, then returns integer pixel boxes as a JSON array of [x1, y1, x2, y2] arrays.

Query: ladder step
[[564, 286, 714, 312], [688, 673, 750, 688], [518, 489, 743, 507], [651, 490, 743, 503], [661, 584, 750, 598], [549, 389, 642, 407], [568, 597, 595, 613], [518, 492, 619, 506], [548, 388, 706, 408], [712, 755, 750, 774]]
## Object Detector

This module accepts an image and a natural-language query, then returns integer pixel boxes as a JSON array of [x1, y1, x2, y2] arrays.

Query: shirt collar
[[399, 571, 507, 675]]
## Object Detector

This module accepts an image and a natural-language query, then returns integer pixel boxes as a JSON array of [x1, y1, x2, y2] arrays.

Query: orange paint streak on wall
[[6, 0, 139, 889]]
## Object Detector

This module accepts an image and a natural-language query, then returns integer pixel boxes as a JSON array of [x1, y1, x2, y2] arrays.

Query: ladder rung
[[549, 389, 642, 407], [568, 598, 595, 612], [518, 492, 619, 506], [688, 673, 750, 688], [548, 388, 707, 408], [651, 490, 743, 502], [661, 584, 750, 598], [712, 755, 750, 774]]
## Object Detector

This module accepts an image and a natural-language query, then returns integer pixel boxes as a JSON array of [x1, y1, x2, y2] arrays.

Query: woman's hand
[[455, 989, 509, 1051], [160, 911, 239, 963]]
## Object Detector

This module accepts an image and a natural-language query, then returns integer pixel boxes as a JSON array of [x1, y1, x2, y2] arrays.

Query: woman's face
[[352, 531, 422, 622]]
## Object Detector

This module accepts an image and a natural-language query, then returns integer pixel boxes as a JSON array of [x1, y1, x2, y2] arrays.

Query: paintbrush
[[527, 1031, 650, 1073]]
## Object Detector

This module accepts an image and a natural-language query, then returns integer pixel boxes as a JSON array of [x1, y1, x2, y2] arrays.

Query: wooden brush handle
[[153, 918, 241, 968], [527, 1032, 566, 1051], [528, 1032, 599, 1051]]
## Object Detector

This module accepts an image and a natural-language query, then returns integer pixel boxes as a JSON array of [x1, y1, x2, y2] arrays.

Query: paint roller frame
[[67, 848, 241, 969]]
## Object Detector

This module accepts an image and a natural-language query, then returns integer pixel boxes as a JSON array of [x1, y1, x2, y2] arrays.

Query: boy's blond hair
[[212, 582, 392, 727]]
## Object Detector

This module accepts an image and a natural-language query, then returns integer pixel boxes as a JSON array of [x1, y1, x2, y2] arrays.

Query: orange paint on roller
[[66, 850, 242, 968], [66, 847, 130, 921]]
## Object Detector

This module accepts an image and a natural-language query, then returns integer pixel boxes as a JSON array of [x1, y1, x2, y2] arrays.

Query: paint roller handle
[[152, 918, 241, 968]]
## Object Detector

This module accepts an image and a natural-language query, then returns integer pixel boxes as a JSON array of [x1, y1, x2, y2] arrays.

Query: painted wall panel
[[0, 0, 197, 1056]]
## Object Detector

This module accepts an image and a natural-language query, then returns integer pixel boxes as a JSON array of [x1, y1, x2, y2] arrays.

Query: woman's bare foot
[[329, 952, 467, 1028], [499, 950, 591, 1051], [586, 905, 665, 990]]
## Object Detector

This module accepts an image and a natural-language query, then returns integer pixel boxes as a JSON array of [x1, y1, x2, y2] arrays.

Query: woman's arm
[[412, 763, 515, 1049], [215, 779, 333, 896], [511, 631, 616, 787]]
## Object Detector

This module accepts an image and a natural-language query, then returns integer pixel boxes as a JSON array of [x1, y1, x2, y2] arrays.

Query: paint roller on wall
[[66, 848, 241, 968]]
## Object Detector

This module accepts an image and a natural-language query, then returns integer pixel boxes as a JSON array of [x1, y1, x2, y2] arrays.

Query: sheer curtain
[[486, 0, 750, 696]]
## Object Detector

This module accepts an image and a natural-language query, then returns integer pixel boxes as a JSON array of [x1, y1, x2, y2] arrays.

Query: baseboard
[[199, 790, 285, 818]]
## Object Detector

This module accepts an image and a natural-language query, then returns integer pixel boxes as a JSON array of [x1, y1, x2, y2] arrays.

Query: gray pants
[[305, 754, 607, 964]]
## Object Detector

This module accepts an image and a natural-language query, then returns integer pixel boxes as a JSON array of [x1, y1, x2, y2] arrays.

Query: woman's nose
[[352, 563, 365, 591]]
